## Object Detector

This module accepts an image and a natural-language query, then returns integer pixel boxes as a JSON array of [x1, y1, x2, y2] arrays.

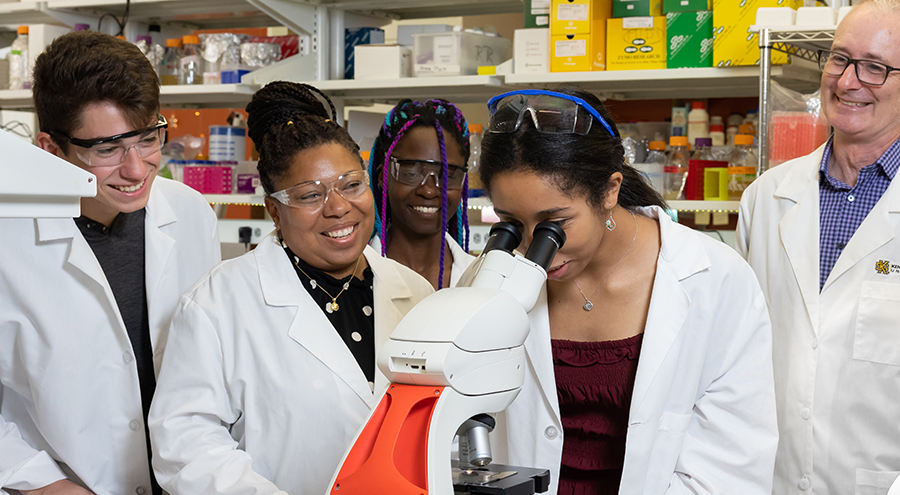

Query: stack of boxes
[[549, 0, 612, 72], [666, 0, 713, 68], [712, 0, 803, 66], [607, 0, 665, 70]]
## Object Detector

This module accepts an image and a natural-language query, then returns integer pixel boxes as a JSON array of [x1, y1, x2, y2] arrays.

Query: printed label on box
[[557, 4, 590, 20], [538, 17, 550, 25], [416, 64, 462, 74], [532, 0, 551, 12], [555, 39, 587, 57], [624, 17, 655, 28], [433, 36, 457, 65]]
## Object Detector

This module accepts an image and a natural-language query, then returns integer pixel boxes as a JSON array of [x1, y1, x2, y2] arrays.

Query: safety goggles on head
[[49, 115, 168, 168], [817, 49, 900, 87], [269, 170, 370, 210], [389, 157, 468, 190], [487, 89, 615, 137]]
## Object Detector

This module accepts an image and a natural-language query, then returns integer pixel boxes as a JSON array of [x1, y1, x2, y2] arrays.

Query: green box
[[525, 0, 551, 28], [664, 0, 710, 13], [613, 0, 663, 17], [666, 11, 713, 68]]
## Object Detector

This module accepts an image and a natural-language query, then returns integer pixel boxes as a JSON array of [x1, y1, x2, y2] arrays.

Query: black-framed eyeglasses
[[389, 157, 468, 190], [49, 115, 168, 167], [817, 50, 900, 87]]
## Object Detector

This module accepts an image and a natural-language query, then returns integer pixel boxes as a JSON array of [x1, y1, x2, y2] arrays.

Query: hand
[[20, 480, 94, 495]]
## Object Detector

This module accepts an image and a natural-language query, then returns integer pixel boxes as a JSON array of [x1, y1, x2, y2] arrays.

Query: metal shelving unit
[[758, 27, 835, 174]]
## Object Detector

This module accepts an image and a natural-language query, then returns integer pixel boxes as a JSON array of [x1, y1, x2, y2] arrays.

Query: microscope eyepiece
[[524, 221, 566, 270], [483, 222, 523, 254]]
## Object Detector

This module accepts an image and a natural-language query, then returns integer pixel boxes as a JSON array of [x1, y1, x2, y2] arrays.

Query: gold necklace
[[291, 254, 363, 312]]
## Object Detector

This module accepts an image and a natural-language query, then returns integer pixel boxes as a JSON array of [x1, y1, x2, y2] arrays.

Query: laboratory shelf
[[204, 193, 266, 206], [0, 85, 260, 109], [46, 0, 270, 28], [468, 197, 739, 214], [308, 75, 508, 105]]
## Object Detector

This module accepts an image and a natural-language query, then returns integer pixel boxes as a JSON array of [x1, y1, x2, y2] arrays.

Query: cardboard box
[[713, 0, 802, 66], [396, 24, 453, 47], [664, 0, 710, 13], [526, 0, 552, 28], [551, 34, 592, 71], [613, 0, 663, 18], [549, 0, 612, 70], [515, 28, 551, 73], [552, 0, 592, 34], [667, 11, 713, 68], [344, 27, 385, 79], [354, 44, 411, 79], [606, 16, 666, 70]]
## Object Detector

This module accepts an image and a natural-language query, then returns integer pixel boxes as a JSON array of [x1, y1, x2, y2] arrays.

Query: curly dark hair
[[480, 86, 667, 212], [368, 99, 471, 289], [245, 81, 363, 194], [33, 31, 159, 153]]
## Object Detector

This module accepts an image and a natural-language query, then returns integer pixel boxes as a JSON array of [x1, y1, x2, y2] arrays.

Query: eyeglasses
[[389, 157, 468, 190], [269, 170, 370, 209], [486, 89, 615, 137], [49, 115, 168, 167], [818, 50, 900, 87]]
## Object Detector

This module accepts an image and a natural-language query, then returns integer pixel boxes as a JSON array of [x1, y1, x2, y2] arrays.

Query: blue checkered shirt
[[819, 135, 900, 290]]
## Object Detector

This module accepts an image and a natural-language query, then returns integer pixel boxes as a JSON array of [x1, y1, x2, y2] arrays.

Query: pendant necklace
[[291, 254, 363, 313], [573, 210, 638, 311]]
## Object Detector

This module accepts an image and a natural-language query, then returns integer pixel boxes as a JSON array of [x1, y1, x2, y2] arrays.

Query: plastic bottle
[[664, 136, 690, 201], [179, 35, 202, 85], [726, 113, 743, 146], [468, 124, 483, 171], [710, 115, 723, 127], [727, 134, 757, 201], [692, 137, 713, 160], [687, 101, 710, 148], [638, 140, 667, 196], [9, 26, 29, 90], [709, 124, 726, 146], [74, 23, 90, 31], [161, 38, 182, 85]]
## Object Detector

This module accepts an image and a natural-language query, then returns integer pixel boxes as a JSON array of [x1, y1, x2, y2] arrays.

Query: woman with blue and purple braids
[[368, 98, 475, 290]]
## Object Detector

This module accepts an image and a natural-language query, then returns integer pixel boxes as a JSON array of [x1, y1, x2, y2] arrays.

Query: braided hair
[[246, 81, 362, 195], [369, 99, 471, 289]]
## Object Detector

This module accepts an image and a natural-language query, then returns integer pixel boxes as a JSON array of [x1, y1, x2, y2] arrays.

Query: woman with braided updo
[[369, 98, 475, 289], [148, 81, 434, 495]]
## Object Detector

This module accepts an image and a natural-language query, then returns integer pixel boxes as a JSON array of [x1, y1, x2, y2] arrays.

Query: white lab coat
[[369, 232, 475, 287], [148, 235, 434, 495], [492, 206, 778, 495], [737, 144, 900, 495], [0, 178, 220, 494]]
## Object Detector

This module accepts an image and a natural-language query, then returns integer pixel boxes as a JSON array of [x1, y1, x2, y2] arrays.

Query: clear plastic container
[[412, 31, 512, 77], [179, 35, 203, 85], [468, 123, 482, 170], [9, 26, 29, 90], [634, 140, 667, 196], [161, 38, 183, 85], [727, 134, 757, 201], [692, 137, 713, 161], [664, 136, 690, 201]]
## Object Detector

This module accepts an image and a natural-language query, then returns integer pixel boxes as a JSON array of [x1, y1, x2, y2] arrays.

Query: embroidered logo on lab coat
[[875, 260, 900, 275]]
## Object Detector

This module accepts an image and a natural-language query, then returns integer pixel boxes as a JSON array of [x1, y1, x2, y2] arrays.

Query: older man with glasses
[[737, 0, 900, 493], [0, 32, 220, 495]]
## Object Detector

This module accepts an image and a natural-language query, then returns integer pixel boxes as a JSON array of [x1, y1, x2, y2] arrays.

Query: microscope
[[328, 221, 565, 495]]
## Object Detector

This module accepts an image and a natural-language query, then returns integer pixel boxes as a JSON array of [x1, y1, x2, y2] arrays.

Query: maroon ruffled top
[[551, 333, 644, 495]]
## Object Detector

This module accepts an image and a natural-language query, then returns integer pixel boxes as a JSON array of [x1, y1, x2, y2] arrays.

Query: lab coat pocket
[[649, 411, 693, 483], [853, 282, 900, 366], [854, 468, 900, 495]]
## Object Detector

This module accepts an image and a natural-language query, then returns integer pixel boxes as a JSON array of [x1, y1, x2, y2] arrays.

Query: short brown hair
[[32, 31, 159, 151]]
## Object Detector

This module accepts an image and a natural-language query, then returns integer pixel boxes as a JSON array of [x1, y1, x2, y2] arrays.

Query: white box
[[354, 44, 411, 80], [28, 24, 71, 76], [514, 28, 550, 74], [413, 31, 512, 77], [755, 7, 797, 27], [397, 24, 454, 47], [837, 6, 853, 25], [795, 6, 836, 26]]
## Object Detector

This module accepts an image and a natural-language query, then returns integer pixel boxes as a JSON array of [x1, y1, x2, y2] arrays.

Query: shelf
[[0, 84, 260, 109], [205, 193, 265, 206], [307, 0, 523, 19], [769, 28, 835, 63], [260, 75, 508, 105], [47, 0, 270, 27], [669, 200, 739, 213]]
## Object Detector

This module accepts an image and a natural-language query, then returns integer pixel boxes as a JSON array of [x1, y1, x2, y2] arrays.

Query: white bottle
[[468, 123, 483, 171], [687, 101, 710, 149], [709, 124, 726, 146], [9, 26, 29, 90]]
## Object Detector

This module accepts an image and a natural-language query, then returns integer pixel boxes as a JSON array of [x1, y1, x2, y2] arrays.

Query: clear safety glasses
[[486, 89, 615, 137], [50, 115, 168, 168], [817, 49, 900, 87], [389, 157, 468, 190], [269, 170, 370, 210]]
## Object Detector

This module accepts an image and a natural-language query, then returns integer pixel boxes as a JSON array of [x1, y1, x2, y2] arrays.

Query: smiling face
[[489, 169, 618, 282], [386, 126, 465, 237], [265, 143, 375, 279], [822, 3, 900, 147]]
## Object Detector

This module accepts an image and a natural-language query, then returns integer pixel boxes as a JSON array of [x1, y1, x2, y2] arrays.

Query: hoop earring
[[606, 208, 616, 231]]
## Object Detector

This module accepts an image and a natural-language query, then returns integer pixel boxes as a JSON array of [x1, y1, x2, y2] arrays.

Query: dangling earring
[[606, 207, 616, 231]]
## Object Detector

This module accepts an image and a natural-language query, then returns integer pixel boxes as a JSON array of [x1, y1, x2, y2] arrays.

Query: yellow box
[[712, 0, 802, 66], [550, 0, 612, 70], [606, 16, 666, 70], [552, 0, 592, 34], [551, 34, 592, 71]]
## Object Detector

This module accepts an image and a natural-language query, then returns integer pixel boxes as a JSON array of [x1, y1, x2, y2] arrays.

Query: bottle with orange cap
[[9, 26, 29, 90], [663, 135, 690, 200], [161, 38, 183, 85], [179, 35, 202, 85], [727, 134, 757, 201]]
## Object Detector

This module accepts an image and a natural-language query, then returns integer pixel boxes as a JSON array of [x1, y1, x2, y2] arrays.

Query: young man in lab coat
[[737, 1, 900, 493], [0, 32, 220, 494]]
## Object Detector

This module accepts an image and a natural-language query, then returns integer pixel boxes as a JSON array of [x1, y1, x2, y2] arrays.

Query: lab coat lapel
[[630, 209, 696, 413], [525, 286, 561, 424], [366, 246, 414, 396], [823, 176, 900, 291], [775, 154, 822, 334], [258, 238, 379, 409], [37, 217, 108, 289], [144, 186, 177, 315]]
